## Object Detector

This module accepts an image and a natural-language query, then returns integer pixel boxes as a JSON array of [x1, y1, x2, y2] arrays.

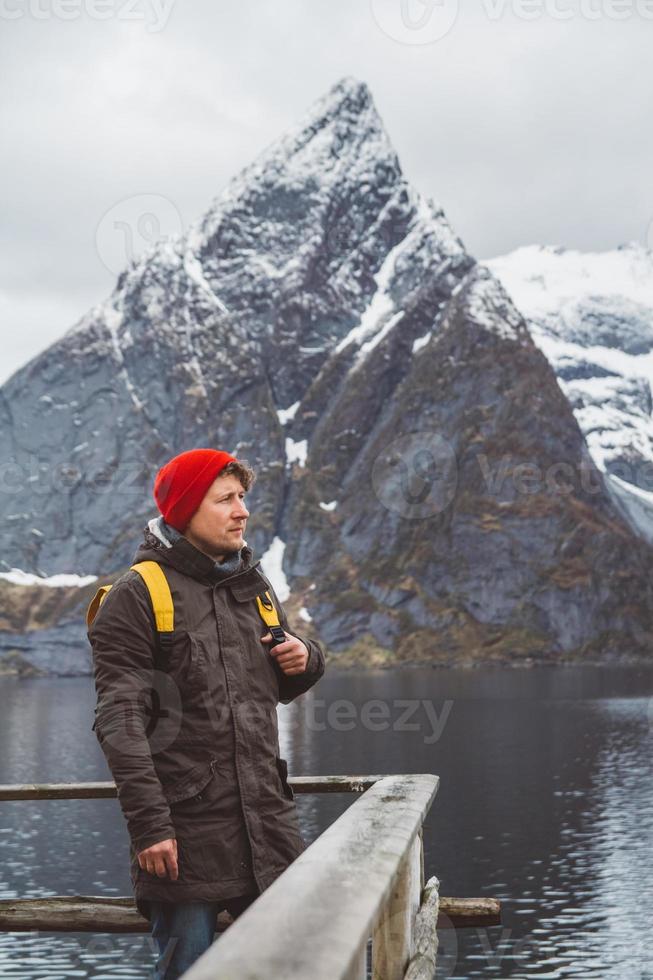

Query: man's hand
[[261, 631, 309, 675], [137, 838, 179, 879]]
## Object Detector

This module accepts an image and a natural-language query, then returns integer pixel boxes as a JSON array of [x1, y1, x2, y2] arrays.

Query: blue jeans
[[150, 895, 256, 979]]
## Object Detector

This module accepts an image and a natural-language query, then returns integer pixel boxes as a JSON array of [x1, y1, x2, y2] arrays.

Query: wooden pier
[[0, 774, 501, 978]]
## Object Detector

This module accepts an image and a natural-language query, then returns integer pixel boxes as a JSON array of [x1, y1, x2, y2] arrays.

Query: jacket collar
[[134, 517, 260, 586]]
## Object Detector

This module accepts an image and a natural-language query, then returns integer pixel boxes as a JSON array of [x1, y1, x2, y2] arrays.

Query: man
[[88, 448, 326, 978]]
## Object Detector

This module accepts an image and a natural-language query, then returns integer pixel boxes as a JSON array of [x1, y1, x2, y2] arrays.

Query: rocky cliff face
[[0, 576, 102, 675], [2, 77, 652, 672], [281, 261, 653, 664], [487, 243, 653, 545]]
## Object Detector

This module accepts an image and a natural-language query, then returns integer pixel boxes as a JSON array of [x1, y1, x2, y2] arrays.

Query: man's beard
[[204, 534, 242, 563]]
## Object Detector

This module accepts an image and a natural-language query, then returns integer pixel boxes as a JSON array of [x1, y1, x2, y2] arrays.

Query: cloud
[[1, 0, 651, 381], [0, 286, 96, 385]]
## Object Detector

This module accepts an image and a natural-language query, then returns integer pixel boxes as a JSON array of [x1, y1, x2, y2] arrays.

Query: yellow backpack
[[87, 561, 286, 736], [86, 560, 285, 646]]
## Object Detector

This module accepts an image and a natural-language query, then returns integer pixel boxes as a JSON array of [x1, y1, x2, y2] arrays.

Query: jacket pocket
[[227, 582, 283, 684], [185, 632, 209, 690], [161, 761, 215, 805], [275, 755, 295, 801], [228, 574, 270, 602], [160, 631, 209, 692]]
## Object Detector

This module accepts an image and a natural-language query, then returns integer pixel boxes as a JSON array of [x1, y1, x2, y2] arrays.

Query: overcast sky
[[2, 0, 651, 385]]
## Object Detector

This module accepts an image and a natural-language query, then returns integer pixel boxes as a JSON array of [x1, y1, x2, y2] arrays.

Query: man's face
[[183, 473, 249, 562]]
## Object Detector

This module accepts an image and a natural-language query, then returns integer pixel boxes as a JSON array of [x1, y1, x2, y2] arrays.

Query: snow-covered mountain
[[2, 77, 653, 673], [0, 76, 469, 577], [486, 243, 653, 543]]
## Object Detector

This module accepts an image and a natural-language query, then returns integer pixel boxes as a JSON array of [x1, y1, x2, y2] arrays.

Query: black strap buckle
[[153, 630, 175, 671], [269, 625, 286, 647]]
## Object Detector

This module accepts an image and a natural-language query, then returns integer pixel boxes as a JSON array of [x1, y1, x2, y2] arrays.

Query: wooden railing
[[0, 775, 501, 979]]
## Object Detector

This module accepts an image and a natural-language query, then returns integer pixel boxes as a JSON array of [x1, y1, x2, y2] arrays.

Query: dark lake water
[[0, 665, 652, 979]]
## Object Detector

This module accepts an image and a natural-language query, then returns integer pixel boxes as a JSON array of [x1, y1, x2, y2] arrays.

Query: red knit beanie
[[153, 449, 238, 532]]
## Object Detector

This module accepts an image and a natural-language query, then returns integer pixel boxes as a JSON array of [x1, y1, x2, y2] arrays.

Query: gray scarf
[[160, 518, 245, 578]]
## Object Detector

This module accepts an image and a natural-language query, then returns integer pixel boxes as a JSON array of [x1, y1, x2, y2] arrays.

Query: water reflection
[[0, 666, 651, 979]]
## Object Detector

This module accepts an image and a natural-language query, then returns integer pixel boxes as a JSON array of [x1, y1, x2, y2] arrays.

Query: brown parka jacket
[[88, 521, 326, 919]]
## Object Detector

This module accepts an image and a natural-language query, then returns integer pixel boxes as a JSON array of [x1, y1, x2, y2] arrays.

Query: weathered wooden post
[[404, 876, 441, 980], [372, 831, 424, 979]]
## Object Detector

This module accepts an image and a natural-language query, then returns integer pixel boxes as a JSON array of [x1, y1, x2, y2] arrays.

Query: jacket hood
[[133, 516, 258, 586]]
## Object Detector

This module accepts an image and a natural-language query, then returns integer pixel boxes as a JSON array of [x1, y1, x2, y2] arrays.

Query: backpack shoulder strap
[[88, 561, 175, 735], [86, 585, 113, 628], [86, 561, 174, 639], [130, 560, 174, 633], [256, 589, 286, 647]]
